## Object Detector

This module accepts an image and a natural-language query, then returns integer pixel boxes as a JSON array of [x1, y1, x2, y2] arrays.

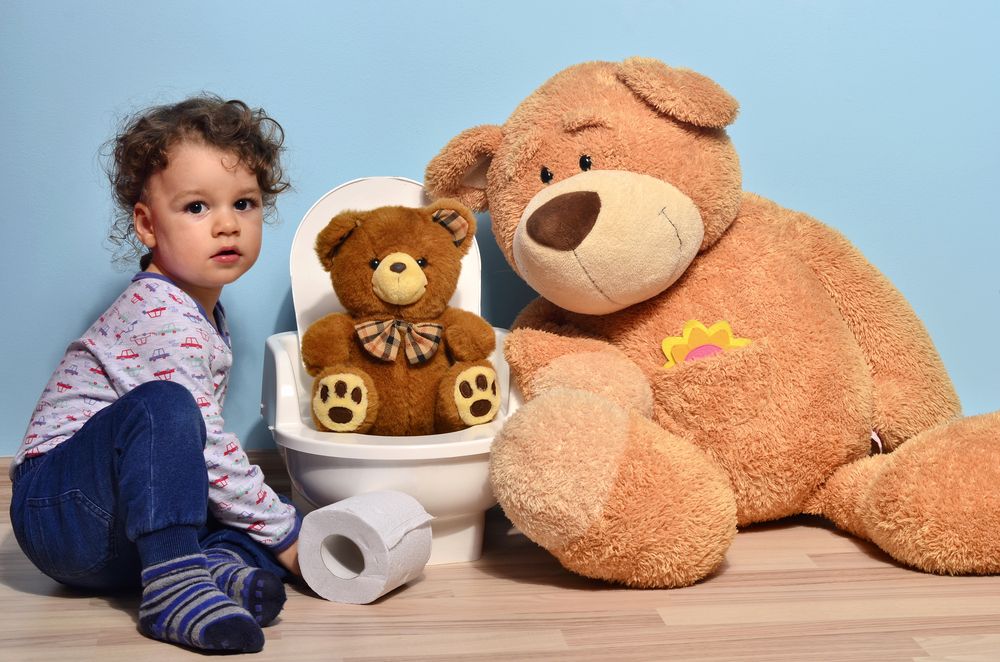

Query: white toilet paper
[[299, 490, 433, 604]]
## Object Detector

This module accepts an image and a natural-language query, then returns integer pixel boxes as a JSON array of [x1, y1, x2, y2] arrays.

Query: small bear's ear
[[617, 57, 739, 129], [315, 211, 364, 272], [426, 198, 477, 255], [425, 125, 504, 212]]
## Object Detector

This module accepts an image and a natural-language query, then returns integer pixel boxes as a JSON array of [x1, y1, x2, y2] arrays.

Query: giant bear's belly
[[571, 224, 875, 523]]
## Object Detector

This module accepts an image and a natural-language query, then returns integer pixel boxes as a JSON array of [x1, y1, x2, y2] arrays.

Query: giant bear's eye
[[579, 155, 592, 171], [369, 258, 380, 269], [540, 166, 554, 184]]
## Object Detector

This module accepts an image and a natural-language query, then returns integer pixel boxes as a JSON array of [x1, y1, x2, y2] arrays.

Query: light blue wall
[[2, 1, 997, 454]]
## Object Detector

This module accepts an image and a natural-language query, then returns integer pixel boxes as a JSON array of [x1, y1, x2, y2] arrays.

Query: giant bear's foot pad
[[313, 373, 369, 432], [454, 366, 500, 426]]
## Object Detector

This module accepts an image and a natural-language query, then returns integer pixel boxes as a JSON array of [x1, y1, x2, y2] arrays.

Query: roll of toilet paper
[[299, 490, 433, 604]]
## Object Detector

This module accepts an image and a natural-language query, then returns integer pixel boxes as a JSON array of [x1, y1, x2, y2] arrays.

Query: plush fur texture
[[425, 57, 999, 587], [300, 200, 500, 435]]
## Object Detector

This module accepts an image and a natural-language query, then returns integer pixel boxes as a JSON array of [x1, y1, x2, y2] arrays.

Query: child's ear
[[315, 211, 364, 272], [133, 202, 157, 249], [427, 198, 477, 255]]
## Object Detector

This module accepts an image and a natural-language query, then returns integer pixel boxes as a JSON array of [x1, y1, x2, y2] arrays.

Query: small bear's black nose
[[390, 262, 406, 273], [525, 190, 601, 251]]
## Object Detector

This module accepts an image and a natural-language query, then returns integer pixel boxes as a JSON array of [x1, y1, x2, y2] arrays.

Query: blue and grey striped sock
[[205, 548, 286, 626], [138, 554, 264, 653]]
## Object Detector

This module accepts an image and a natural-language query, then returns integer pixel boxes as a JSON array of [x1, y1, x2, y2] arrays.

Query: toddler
[[10, 95, 300, 654]]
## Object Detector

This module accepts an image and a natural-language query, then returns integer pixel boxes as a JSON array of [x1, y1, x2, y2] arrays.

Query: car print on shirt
[[132, 332, 154, 346], [153, 368, 175, 381]]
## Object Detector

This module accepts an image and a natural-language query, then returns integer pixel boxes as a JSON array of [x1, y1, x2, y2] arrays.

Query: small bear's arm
[[507, 298, 654, 415], [441, 307, 495, 361], [301, 313, 357, 376], [787, 210, 960, 449]]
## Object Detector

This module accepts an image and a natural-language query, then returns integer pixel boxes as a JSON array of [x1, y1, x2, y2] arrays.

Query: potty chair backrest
[[290, 176, 483, 337]]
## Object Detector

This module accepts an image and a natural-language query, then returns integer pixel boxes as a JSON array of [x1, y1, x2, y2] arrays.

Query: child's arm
[[105, 280, 301, 552]]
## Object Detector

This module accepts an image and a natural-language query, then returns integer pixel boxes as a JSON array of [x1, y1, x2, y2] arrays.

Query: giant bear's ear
[[315, 211, 364, 272], [424, 124, 504, 211], [426, 198, 477, 256], [618, 57, 739, 129]]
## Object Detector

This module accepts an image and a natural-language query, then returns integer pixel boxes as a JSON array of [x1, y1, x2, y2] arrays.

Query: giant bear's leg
[[491, 388, 737, 588], [809, 411, 1000, 574]]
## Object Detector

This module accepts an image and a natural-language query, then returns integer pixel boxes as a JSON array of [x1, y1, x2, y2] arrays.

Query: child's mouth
[[212, 247, 241, 263]]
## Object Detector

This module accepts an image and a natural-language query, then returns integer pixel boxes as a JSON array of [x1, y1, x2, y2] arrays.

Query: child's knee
[[125, 381, 206, 447]]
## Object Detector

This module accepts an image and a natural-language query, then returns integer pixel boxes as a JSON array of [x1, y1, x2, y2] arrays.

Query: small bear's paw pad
[[313, 373, 368, 432], [454, 366, 500, 426]]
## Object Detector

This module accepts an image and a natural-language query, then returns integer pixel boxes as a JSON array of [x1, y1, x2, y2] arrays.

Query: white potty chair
[[262, 176, 521, 565]]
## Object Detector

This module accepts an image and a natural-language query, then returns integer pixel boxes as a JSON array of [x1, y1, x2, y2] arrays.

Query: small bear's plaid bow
[[355, 319, 444, 364]]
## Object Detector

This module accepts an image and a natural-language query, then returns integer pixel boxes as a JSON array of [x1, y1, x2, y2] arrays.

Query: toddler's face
[[133, 140, 263, 312]]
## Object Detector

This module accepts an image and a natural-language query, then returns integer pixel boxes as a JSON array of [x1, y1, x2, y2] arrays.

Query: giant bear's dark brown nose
[[525, 190, 601, 251]]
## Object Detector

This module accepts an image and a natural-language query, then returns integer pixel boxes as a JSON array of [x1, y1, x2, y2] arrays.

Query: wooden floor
[[3, 455, 1000, 661]]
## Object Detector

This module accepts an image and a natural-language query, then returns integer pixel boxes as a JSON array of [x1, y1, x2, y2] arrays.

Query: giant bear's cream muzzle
[[511, 170, 705, 315]]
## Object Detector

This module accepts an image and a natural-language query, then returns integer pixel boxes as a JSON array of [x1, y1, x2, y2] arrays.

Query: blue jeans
[[10, 381, 286, 591]]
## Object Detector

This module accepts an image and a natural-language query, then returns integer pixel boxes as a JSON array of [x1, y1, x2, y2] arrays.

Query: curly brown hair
[[105, 94, 289, 268]]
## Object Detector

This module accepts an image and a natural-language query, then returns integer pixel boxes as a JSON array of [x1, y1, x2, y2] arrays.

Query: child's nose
[[214, 210, 241, 234]]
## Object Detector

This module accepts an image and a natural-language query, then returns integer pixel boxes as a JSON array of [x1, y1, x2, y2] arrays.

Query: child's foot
[[205, 548, 286, 626], [139, 553, 264, 653]]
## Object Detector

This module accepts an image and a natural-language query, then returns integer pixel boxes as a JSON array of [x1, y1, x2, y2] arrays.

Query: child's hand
[[276, 539, 301, 576]]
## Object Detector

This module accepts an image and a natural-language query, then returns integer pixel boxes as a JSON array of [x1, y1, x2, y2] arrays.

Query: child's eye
[[234, 198, 258, 211], [185, 201, 207, 214]]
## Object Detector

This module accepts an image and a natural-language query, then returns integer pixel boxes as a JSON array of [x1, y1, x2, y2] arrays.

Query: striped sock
[[138, 554, 264, 653], [205, 548, 286, 626]]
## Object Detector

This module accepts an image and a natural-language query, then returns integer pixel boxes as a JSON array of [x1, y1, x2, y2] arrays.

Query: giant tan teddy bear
[[424, 57, 1000, 587]]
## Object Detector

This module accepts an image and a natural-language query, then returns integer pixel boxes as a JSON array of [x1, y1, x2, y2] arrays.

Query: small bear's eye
[[369, 258, 380, 269], [540, 166, 554, 184], [579, 154, 592, 171], [416, 257, 428, 267]]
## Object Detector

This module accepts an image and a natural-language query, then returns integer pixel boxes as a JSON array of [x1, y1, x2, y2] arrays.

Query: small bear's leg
[[435, 360, 501, 432], [311, 366, 379, 433]]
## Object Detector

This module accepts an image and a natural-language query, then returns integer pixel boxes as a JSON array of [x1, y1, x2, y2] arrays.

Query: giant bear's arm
[[787, 212, 960, 448], [300, 313, 357, 376], [506, 298, 653, 413]]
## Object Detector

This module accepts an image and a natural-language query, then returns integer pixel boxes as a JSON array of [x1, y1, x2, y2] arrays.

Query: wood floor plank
[[3, 453, 1000, 661]]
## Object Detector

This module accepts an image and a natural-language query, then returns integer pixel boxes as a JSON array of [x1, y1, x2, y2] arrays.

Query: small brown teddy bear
[[301, 200, 501, 436], [426, 57, 1000, 588]]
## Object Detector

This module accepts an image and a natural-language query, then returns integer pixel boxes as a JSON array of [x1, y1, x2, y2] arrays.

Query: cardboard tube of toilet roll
[[299, 491, 433, 604]]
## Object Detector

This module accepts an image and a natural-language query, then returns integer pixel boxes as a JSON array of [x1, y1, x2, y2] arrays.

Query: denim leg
[[10, 381, 208, 590]]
